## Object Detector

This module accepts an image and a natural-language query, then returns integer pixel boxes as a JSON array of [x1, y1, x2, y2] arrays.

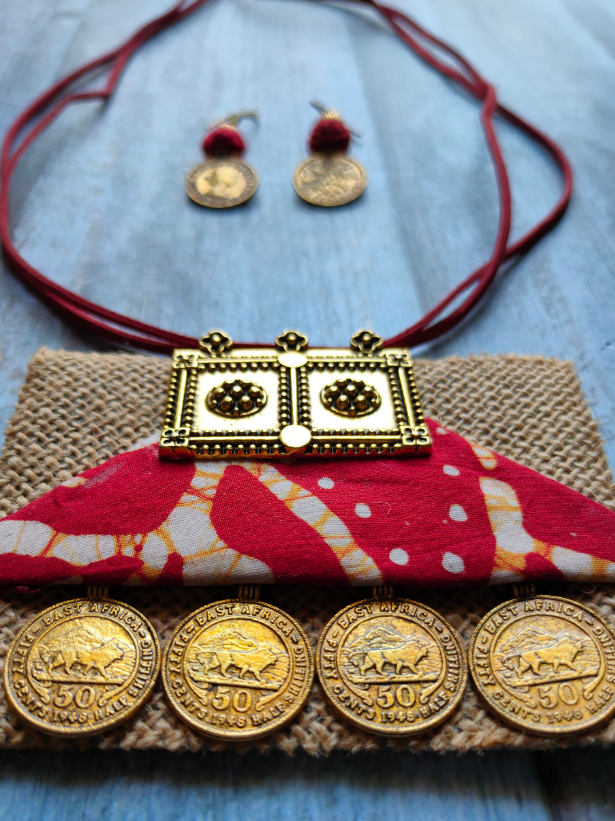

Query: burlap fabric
[[0, 349, 614, 755]]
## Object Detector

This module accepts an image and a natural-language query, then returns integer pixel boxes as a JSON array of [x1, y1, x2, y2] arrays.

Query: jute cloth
[[0, 349, 614, 755]]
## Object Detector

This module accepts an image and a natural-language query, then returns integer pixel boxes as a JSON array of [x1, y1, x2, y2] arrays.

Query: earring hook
[[309, 101, 361, 137], [206, 111, 259, 131]]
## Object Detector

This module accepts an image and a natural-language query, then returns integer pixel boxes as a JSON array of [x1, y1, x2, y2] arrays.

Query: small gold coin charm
[[185, 158, 258, 209], [162, 596, 314, 740], [316, 595, 466, 735], [293, 155, 366, 207], [293, 103, 367, 207], [469, 595, 615, 736], [4, 597, 161, 737], [186, 112, 259, 209]]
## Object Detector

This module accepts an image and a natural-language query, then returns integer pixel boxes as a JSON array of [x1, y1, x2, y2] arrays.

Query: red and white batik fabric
[[0, 419, 614, 588]]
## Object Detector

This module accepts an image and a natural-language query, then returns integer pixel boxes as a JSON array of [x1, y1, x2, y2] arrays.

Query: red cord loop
[[0, 0, 572, 354]]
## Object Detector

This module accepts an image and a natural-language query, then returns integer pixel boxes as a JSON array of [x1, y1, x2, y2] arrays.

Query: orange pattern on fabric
[[481, 477, 615, 584]]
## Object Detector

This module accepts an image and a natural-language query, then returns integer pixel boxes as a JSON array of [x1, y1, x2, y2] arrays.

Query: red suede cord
[[0, 0, 572, 354]]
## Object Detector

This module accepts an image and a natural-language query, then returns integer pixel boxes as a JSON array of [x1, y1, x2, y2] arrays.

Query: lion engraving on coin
[[192, 628, 282, 683], [495, 626, 591, 681], [35, 623, 128, 680], [344, 624, 433, 680]]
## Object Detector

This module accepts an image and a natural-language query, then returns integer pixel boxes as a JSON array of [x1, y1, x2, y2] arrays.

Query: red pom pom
[[309, 118, 351, 153], [202, 126, 246, 157]]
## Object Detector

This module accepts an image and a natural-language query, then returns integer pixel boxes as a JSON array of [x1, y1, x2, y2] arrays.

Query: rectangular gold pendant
[[159, 330, 431, 459]]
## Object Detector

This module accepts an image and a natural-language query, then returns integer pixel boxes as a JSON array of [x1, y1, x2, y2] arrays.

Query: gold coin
[[4, 598, 161, 737], [316, 598, 466, 735], [162, 599, 314, 740], [185, 159, 258, 208], [469, 596, 615, 736], [293, 154, 367, 206]]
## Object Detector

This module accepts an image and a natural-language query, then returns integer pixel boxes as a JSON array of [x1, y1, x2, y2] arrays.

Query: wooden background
[[1, 0, 615, 817]]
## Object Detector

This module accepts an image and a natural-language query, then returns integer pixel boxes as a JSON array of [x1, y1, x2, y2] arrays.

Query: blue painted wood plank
[[0, 749, 555, 821], [1, 747, 615, 821]]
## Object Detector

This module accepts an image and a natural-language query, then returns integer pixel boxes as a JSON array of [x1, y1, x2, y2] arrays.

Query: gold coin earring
[[161, 585, 314, 741], [4, 587, 161, 737], [185, 112, 259, 209], [293, 101, 367, 207]]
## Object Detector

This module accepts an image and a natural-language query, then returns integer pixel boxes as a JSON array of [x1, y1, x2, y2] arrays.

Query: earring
[[293, 102, 367, 207], [185, 112, 259, 208]]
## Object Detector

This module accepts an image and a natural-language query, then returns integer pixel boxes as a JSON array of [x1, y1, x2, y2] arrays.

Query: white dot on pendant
[[318, 477, 334, 489], [355, 503, 371, 518], [389, 548, 409, 566]]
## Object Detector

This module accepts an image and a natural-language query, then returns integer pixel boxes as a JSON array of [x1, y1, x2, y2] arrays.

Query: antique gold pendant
[[4, 594, 161, 737], [161, 587, 314, 740], [159, 329, 430, 459], [316, 590, 466, 736], [469, 593, 615, 736]]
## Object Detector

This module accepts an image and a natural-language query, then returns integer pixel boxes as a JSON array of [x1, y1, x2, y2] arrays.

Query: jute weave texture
[[0, 349, 614, 755]]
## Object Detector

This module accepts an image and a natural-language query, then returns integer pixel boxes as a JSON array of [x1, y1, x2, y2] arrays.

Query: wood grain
[[1, 0, 614, 815], [0, 747, 613, 821]]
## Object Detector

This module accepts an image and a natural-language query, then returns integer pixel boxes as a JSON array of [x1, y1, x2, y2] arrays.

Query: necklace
[[0, 0, 571, 357], [0, 0, 584, 741]]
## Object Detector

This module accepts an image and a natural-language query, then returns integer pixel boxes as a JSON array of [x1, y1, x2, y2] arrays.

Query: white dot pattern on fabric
[[389, 548, 409, 566], [267, 480, 293, 500], [479, 477, 534, 554], [97, 535, 116, 560], [449, 504, 468, 522], [292, 496, 327, 526], [443, 465, 460, 476], [318, 477, 335, 489], [191, 475, 220, 489], [140, 534, 169, 570], [355, 503, 371, 518], [168, 507, 218, 556], [442, 552, 465, 574], [471, 443, 498, 470], [551, 545, 594, 579], [0, 519, 52, 557], [436, 427, 448, 435], [53, 534, 96, 565]]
